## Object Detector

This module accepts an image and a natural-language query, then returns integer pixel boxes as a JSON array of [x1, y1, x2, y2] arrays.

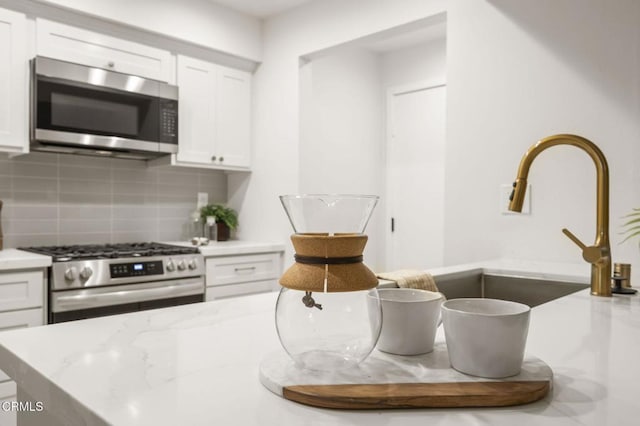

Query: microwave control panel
[[159, 100, 178, 142]]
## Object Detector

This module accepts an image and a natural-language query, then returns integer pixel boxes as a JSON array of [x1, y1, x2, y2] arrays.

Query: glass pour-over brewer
[[276, 194, 382, 372]]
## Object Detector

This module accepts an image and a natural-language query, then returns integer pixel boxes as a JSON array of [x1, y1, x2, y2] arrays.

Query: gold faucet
[[509, 134, 612, 297]]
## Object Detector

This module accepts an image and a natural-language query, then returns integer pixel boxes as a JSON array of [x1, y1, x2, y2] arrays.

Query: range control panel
[[110, 260, 164, 278], [51, 254, 205, 290]]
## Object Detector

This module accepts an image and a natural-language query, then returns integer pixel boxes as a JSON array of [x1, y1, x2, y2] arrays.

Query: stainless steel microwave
[[31, 56, 178, 160]]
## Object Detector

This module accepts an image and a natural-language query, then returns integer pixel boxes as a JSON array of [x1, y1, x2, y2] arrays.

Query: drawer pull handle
[[234, 266, 256, 274]]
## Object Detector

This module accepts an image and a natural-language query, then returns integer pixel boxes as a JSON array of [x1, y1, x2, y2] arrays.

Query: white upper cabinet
[[216, 66, 251, 168], [36, 19, 175, 83], [176, 56, 217, 164], [0, 8, 28, 154], [173, 54, 251, 170]]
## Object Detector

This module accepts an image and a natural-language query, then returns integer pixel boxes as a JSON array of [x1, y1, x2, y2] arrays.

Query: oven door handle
[[51, 278, 204, 312]]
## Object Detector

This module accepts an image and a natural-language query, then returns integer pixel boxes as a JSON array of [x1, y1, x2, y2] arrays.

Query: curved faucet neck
[[515, 134, 610, 244], [510, 134, 611, 297]]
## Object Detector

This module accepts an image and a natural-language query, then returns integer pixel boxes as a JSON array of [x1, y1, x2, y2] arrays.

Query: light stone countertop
[[0, 248, 52, 271], [0, 259, 636, 425]]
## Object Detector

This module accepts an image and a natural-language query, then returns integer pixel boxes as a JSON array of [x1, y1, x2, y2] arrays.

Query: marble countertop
[[165, 240, 286, 257], [0, 248, 52, 271], [0, 259, 636, 425]]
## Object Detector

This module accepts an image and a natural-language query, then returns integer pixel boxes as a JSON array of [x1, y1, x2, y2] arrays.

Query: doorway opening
[[298, 13, 447, 272]]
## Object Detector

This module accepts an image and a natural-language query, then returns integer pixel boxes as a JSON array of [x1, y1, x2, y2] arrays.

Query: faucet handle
[[562, 228, 602, 263], [562, 228, 586, 250]]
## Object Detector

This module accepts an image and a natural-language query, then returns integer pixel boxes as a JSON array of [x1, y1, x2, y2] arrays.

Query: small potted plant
[[200, 203, 238, 241]]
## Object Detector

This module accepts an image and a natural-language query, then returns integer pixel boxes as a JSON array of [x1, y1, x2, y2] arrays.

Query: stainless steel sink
[[434, 270, 589, 307]]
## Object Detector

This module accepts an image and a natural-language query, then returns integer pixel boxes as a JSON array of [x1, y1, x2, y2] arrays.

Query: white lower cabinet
[[0, 308, 43, 388], [206, 280, 276, 300], [205, 253, 282, 301], [0, 271, 45, 312], [0, 392, 16, 426], [0, 380, 15, 401], [0, 269, 46, 407]]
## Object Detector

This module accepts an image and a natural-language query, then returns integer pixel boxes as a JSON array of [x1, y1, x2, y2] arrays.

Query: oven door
[[32, 56, 178, 157], [49, 277, 204, 323]]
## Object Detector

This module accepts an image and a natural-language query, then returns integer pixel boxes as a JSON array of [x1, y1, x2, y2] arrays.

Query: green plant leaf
[[620, 226, 640, 238], [199, 203, 238, 230], [619, 208, 640, 245], [622, 217, 640, 227], [621, 229, 640, 244]]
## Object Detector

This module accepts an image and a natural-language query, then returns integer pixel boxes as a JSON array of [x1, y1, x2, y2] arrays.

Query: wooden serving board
[[259, 342, 552, 409]]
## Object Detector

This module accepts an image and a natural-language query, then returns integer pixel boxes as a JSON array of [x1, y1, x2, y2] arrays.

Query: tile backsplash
[[0, 152, 227, 248]]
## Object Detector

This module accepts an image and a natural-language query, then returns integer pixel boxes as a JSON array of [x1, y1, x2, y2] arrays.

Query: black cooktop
[[20, 242, 199, 262]]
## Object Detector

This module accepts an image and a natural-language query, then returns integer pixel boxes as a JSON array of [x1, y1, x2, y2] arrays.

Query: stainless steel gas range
[[20, 242, 204, 323]]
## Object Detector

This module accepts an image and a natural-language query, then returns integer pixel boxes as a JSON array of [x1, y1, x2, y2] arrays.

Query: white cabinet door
[[36, 19, 175, 83], [0, 307, 43, 405], [171, 55, 251, 170], [0, 308, 44, 385], [205, 280, 276, 301], [0, 270, 44, 312], [205, 252, 282, 300], [176, 55, 216, 164], [206, 253, 281, 287], [0, 8, 27, 154], [216, 66, 251, 168]]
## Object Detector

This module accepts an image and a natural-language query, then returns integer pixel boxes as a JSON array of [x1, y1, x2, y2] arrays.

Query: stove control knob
[[177, 260, 186, 271], [64, 267, 79, 281], [188, 259, 198, 270], [166, 259, 176, 272], [80, 267, 93, 280]]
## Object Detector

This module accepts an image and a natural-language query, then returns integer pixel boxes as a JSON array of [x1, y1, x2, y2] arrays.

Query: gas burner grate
[[19, 242, 199, 261]]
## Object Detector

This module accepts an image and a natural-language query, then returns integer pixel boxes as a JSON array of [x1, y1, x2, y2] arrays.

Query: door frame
[[384, 79, 446, 271]]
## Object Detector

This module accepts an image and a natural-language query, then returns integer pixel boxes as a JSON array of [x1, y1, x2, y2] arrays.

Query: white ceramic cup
[[370, 288, 444, 356], [441, 298, 530, 378]]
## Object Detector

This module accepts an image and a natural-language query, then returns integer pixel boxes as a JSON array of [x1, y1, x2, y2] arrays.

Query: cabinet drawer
[[0, 378, 15, 400], [0, 308, 44, 383], [0, 271, 44, 311], [206, 253, 281, 286], [206, 279, 277, 301], [36, 19, 175, 83]]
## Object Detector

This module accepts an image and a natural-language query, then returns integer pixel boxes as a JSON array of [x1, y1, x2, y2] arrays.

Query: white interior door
[[386, 83, 446, 271]]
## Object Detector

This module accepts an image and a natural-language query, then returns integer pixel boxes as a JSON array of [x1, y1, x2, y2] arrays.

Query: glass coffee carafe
[[275, 194, 382, 372]]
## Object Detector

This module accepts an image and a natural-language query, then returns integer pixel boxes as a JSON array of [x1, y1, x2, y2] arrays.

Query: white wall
[[298, 49, 384, 269], [299, 49, 382, 195], [29, 0, 262, 60], [445, 0, 640, 279], [228, 0, 447, 269], [380, 38, 446, 89]]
